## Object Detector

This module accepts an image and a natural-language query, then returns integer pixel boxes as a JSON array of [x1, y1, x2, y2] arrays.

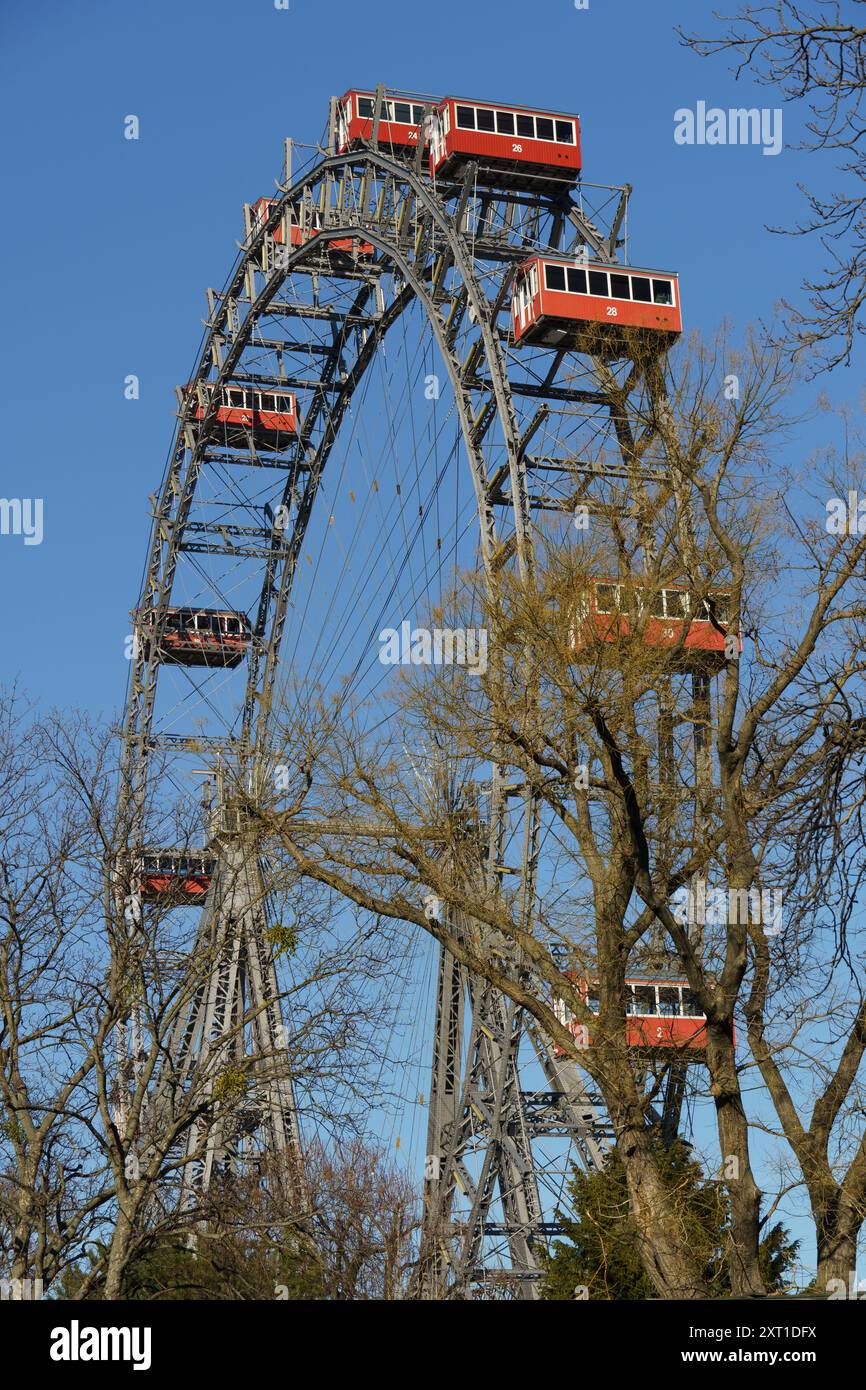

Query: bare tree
[[298, 1137, 420, 1300], [74, 1140, 419, 1300], [0, 691, 401, 1300], [680, 1, 866, 368], [242, 333, 866, 1296], [0, 694, 115, 1292]]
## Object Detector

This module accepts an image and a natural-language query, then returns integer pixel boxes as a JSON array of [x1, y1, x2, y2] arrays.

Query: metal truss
[[418, 920, 613, 1299], [145, 829, 305, 1211]]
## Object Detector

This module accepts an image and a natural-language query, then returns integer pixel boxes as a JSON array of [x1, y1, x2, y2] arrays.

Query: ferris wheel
[[118, 85, 710, 1299]]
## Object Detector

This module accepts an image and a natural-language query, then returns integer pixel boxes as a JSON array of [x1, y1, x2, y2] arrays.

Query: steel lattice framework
[[119, 86, 710, 1299]]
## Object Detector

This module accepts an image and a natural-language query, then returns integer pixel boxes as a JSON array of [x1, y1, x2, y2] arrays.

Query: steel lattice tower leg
[[420, 936, 464, 1298], [419, 946, 542, 1299], [418, 787, 613, 1299], [158, 835, 306, 1211], [419, 942, 613, 1298]]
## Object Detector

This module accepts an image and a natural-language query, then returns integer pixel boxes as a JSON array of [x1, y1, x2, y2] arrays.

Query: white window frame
[[681, 990, 704, 1020], [544, 261, 568, 292], [632, 982, 660, 1017], [693, 594, 712, 623], [566, 265, 588, 295], [656, 984, 684, 1019], [663, 589, 690, 620], [651, 276, 677, 308], [593, 582, 620, 615], [473, 104, 497, 135], [648, 589, 668, 620], [515, 110, 537, 141], [608, 270, 634, 302], [455, 103, 476, 131], [587, 267, 610, 297]]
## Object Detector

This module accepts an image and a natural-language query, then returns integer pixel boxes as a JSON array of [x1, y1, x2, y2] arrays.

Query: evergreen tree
[[543, 1138, 799, 1300]]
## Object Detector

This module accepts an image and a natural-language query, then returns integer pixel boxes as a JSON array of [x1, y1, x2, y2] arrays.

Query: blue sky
[[0, 0, 853, 715], [2, 0, 861, 1278]]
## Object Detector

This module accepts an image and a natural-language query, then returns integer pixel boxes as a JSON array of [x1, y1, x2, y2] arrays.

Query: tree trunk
[[614, 1108, 711, 1298], [707, 1029, 766, 1296], [103, 1203, 134, 1300], [10, 1153, 37, 1282], [814, 1195, 860, 1295]]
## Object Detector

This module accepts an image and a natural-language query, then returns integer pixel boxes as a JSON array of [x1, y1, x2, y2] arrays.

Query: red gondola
[[429, 98, 581, 189], [186, 382, 298, 448], [570, 579, 739, 672], [251, 197, 374, 262], [334, 89, 432, 155], [553, 977, 715, 1057], [512, 257, 681, 356], [138, 852, 214, 905], [136, 607, 252, 669]]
